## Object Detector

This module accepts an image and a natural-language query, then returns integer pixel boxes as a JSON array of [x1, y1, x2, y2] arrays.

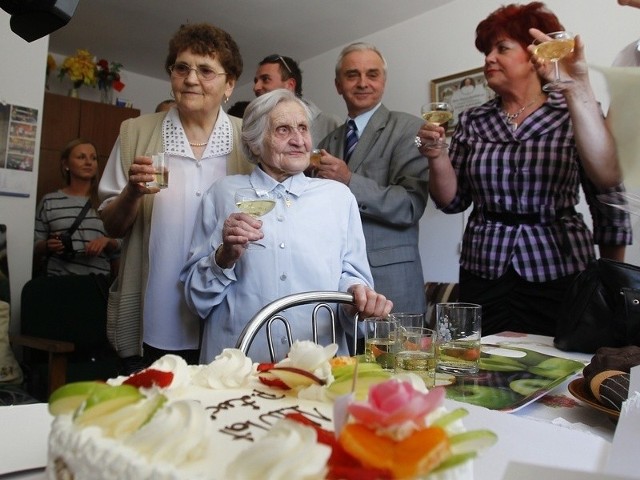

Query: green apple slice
[[449, 429, 498, 455], [332, 362, 383, 381], [432, 451, 477, 473], [327, 369, 392, 400], [74, 384, 144, 425], [84, 394, 168, 438], [431, 408, 469, 429], [48, 381, 109, 416], [267, 367, 326, 388]]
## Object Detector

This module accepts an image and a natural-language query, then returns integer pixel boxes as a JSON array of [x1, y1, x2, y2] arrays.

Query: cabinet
[[37, 92, 140, 205]]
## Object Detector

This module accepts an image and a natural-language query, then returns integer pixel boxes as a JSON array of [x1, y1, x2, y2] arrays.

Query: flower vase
[[100, 87, 114, 105], [68, 88, 79, 98]]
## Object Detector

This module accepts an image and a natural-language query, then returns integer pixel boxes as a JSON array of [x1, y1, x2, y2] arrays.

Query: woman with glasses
[[98, 23, 253, 373]]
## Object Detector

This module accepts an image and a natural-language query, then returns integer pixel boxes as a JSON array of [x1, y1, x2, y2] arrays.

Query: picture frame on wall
[[430, 67, 495, 134]]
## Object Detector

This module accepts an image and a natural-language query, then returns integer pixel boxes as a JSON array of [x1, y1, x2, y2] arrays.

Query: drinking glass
[[435, 302, 481, 375], [234, 187, 276, 249], [389, 312, 425, 330], [394, 326, 436, 387], [146, 152, 169, 189], [363, 317, 399, 371], [533, 31, 575, 92], [419, 102, 453, 149]]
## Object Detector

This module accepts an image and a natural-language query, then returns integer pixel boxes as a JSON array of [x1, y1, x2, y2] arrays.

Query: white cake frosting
[[46, 342, 477, 480]]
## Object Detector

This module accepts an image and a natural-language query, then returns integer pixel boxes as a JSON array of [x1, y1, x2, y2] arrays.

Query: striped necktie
[[344, 119, 358, 162]]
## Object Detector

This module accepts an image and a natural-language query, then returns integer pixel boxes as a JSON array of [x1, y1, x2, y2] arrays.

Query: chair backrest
[[235, 291, 358, 362]]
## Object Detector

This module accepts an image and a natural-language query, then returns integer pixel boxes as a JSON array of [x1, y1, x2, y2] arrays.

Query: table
[[455, 332, 618, 479], [0, 332, 625, 479]]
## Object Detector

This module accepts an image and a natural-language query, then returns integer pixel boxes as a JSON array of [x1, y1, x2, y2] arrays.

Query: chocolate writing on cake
[[205, 389, 331, 442]]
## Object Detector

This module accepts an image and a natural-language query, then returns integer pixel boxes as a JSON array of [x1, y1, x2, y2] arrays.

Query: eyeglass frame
[[264, 55, 293, 75], [168, 62, 228, 81]]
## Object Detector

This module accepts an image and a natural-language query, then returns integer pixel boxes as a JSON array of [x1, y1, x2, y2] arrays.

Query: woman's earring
[[170, 90, 175, 99]]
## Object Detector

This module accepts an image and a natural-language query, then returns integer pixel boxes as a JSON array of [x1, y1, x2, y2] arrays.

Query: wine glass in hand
[[234, 187, 276, 249], [533, 31, 575, 92], [420, 102, 453, 149]]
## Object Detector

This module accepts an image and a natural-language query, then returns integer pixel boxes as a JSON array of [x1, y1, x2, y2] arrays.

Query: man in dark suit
[[316, 42, 428, 314]]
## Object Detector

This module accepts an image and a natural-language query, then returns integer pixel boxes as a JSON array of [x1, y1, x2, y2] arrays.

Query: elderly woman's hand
[[528, 28, 589, 87], [214, 212, 264, 268], [347, 284, 393, 319], [126, 155, 161, 195]]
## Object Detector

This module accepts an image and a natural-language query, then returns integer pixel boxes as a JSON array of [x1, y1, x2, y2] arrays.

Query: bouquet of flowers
[[58, 49, 97, 89], [96, 59, 126, 92]]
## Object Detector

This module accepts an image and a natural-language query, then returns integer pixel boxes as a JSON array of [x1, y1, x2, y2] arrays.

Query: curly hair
[[165, 23, 243, 81], [475, 2, 564, 55]]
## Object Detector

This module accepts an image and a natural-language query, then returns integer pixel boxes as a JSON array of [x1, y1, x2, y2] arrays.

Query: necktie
[[344, 119, 358, 162]]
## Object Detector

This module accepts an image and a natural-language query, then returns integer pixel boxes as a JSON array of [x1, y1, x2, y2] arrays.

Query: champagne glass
[[420, 102, 453, 149], [533, 31, 575, 92], [234, 187, 276, 249]]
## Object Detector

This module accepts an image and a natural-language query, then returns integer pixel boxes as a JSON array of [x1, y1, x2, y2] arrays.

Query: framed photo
[[430, 67, 495, 134]]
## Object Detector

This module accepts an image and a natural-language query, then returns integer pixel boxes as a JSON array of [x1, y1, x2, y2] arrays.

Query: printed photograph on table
[[440, 344, 584, 412], [430, 67, 495, 134]]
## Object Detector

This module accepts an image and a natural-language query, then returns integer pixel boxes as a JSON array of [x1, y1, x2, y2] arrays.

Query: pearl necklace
[[189, 141, 207, 147], [502, 95, 542, 130]]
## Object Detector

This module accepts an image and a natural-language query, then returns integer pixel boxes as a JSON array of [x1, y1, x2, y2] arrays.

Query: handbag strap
[[66, 199, 92, 236]]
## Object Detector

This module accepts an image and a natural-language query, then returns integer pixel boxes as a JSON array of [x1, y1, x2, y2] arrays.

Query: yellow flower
[[58, 49, 97, 88]]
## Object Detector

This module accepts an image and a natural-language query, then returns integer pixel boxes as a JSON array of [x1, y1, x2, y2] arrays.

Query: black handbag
[[555, 258, 640, 353]]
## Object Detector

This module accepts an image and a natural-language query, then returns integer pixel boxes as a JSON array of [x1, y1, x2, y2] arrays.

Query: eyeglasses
[[265, 55, 293, 75], [169, 63, 227, 81]]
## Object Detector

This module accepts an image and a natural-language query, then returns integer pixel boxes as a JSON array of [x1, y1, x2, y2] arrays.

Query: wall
[[0, 11, 48, 328], [235, 0, 640, 282]]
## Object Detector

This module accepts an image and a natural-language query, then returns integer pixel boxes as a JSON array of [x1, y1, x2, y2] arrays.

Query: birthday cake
[[46, 341, 495, 479]]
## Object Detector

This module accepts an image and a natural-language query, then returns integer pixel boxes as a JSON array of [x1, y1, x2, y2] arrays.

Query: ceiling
[[48, 0, 454, 88]]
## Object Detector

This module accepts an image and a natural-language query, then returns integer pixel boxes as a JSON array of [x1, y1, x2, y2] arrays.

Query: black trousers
[[459, 266, 578, 337]]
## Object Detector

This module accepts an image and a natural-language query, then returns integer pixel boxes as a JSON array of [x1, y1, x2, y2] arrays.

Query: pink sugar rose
[[347, 380, 445, 429]]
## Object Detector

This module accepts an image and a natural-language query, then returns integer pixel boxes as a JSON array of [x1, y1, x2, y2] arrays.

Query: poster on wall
[[430, 67, 496, 134], [0, 101, 38, 198]]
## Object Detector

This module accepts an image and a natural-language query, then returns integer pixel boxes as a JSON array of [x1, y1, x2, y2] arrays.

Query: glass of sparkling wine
[[234, 187, 276, 249], [394, 326, 436, 387], [435, 303, 481, 375], [364, 317, 399, 371], [420, 102, 453, 148], [533, 31, 575, 92]]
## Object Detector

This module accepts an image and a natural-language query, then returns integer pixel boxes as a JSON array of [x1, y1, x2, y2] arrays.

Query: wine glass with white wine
[[533, 31, 575, 92], [420, 102, 453, 149], [234, 187, 276, 249]]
